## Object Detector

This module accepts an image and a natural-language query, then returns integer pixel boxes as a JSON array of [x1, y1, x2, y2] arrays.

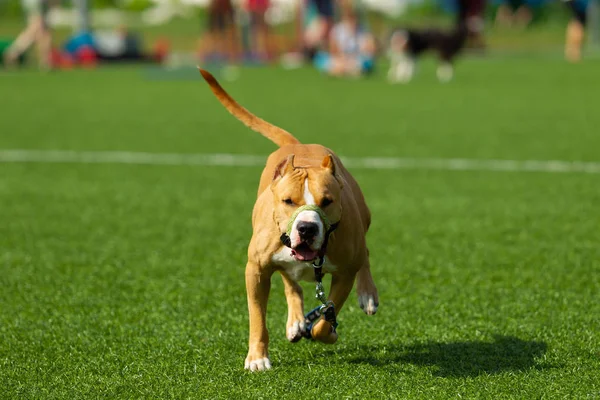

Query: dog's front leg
[[310, 273, 356, 344], [244, 261, 273, 371], [281, 273, 306, 342]]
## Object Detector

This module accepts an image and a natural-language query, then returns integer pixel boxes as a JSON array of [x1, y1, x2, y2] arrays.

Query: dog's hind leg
[[244, 262, 274, 371], [280, 273, 306, 343], [356, 255, 379, 316]]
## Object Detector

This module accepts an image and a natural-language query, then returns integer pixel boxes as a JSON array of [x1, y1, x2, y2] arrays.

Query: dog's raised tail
[[199, 69, 300, 147]]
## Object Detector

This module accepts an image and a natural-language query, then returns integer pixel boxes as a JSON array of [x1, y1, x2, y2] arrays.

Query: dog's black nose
[[297, 221, 319, 239]]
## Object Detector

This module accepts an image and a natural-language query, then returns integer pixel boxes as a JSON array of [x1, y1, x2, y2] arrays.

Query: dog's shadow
[[346, 335, 549, 377]]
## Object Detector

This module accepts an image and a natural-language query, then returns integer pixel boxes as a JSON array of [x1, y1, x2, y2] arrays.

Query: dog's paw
[[358, 294, 379, 316], [310, 318, 338, 344], [244, 356, 272, 372], [286, 320, 306, 343], [436, 64, 454, 83]]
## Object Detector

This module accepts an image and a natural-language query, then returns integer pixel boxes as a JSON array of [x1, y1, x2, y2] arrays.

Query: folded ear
[[274, 154, 295, 180], [321, 154, 336, 175]]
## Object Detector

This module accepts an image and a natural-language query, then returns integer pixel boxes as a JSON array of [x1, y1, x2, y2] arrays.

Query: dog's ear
[[274, 154, 295, 180], [321, 154, 336, 176]]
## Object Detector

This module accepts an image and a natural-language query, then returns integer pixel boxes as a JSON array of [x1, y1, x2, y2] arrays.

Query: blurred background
[[1, 0, 599, 72], [2, 0, 600, 396]]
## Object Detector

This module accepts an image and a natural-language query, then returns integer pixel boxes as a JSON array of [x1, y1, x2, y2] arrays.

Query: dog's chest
[[271, 248, 337, 282]]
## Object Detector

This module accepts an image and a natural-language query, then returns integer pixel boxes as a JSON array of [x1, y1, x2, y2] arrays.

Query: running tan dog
[[199, 69, 379, 371]]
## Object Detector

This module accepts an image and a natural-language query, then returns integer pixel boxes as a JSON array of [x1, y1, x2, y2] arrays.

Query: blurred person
[[494, 0, 534, 27], [279, 0, 330, 68], [456, 0, 486, 50], [198, 0, 240, 64], [247, 0, 274, 61], [93, 25, 167, 64], [301, 0, 336, 61], [313, 4, 376, 77], [3, 0, 55, 70], [563, 0, 589, 62], [282, 0, 339, 68], [58, 25, 168, 66], [493, 0, 550, 28]]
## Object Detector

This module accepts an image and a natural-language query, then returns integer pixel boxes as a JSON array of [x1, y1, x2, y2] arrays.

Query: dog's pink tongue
[[291, 248, 318, 261]]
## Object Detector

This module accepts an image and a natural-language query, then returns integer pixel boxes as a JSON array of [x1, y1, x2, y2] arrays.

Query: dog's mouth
[[291, 242, 319, 262]]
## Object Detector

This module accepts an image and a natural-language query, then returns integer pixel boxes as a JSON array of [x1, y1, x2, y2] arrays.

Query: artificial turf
[[1, 58, 599, 398]]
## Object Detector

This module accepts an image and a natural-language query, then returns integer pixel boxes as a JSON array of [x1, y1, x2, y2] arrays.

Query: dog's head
[[271, 154, 343, 262]]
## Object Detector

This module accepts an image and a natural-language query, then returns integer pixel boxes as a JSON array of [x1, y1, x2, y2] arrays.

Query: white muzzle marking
[[289, 210, 325, 250]]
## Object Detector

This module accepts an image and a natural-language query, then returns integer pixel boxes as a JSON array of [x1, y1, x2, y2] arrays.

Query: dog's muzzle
[[280, 205, 339, 263], [297, 221, 319, 242]]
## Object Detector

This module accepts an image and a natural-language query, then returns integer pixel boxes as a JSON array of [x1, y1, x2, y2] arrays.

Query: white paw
[[358, 294, 379, 315], [388, 66, 412, 84], [244, 357, 272, 372], [437, 64, 454, 83], [287, 320, 306, 342]]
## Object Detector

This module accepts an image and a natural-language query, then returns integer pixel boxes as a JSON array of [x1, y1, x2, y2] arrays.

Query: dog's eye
[[321, 198, 333, 207], [283, 198, 294, 205]]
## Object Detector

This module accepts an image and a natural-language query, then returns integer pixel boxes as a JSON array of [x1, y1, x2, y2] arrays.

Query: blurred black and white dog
[[387, 23, 469, 83]]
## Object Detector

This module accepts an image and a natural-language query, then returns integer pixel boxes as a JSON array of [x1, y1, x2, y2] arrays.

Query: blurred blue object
[[439, 0, 459, 13], [63, 31, 95, 54], [573, 0, 590, 14], [359, 55, 374, 74], [313, 51, 331, 71]]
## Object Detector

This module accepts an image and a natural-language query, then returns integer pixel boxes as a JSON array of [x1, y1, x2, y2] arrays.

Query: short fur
[[199, 69, 379, 371]]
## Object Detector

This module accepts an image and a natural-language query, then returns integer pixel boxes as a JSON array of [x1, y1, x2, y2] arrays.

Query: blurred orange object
[[153, 37, 170, 63]]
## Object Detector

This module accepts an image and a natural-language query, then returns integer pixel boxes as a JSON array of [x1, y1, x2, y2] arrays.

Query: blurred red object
[[77, 45, 97, 68], [50, 48, 62, 68]]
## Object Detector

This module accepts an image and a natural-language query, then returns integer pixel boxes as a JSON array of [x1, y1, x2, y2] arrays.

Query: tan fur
[[199, 69, 378, 371], [199, 69, 300, 147]]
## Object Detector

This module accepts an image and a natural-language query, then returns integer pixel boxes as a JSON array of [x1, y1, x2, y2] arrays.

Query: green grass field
[[1, 59, 600, 398]]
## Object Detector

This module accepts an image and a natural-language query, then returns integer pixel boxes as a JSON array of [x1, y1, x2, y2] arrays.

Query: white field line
[[1, 149, 600, 174]]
